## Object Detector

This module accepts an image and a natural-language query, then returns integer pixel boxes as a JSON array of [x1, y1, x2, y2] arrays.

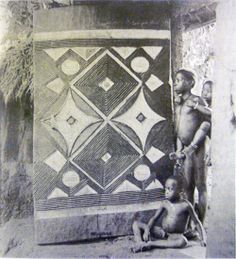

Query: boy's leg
[[194, 144, 207, 223], [132, 221, 147, 243], [183, 153, 195, 204], [151, 226, 168, 239], [132, 234, 188, 252]]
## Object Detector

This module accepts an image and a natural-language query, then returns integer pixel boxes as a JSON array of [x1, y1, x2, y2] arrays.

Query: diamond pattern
[[73, 125, 140, 188], [98, 77, 114, 92], [36, 42, 171, 217], [44, 150, 67, 172], [146, 146, 165, 164], [136, 113, 146, 123], [66, 116, 77, 125], [73, 51, 141, 116], [42, 90, 103, 155], [112, 89, 166, 150], [46, 78, 65, 94], [101, 152, 112, 163], [145, 74, 163, 92]]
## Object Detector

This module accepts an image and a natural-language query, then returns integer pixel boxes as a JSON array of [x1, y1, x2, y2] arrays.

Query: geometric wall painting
[[34, 29, 173, 244], [112, 47, 136, 59], [44, 48, 69, 61], [145, 179, 163, 190], [142, 46, 163, 59], [145, 74, 164, 92]]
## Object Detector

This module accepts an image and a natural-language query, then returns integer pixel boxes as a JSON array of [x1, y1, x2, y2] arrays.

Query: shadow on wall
[[0, 93, 33, 224]]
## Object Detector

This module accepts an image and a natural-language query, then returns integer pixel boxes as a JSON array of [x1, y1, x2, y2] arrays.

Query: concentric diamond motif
[[98, 77, 114, 92], [66, 116, 77, 125], [136, 113, 146, 123], [42, 90, 103, 155], [112, 89, 166, 150], [73, 125, 140, 188], [73, 51, 141, 116], [101, 152, 112, 163]]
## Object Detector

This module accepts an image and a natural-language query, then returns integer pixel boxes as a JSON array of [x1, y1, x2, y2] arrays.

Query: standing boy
[[172, 69, 208, 223]]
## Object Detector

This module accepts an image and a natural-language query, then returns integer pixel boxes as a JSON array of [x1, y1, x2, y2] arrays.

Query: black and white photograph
[[0, 0, 235, 258]]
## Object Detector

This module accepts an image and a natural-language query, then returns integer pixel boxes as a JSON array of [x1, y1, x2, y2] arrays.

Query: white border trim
[[35, 199, 163, 219], [34, 29, 170, 42]]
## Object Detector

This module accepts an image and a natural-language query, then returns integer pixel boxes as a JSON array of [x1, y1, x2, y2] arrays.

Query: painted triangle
[[44, 48, 69, 61], [112, 47, 136, 59], [72, 47, 101, 60], [113, 180, 140, 193], [47, 188, 68, 199], [146, 179, 163, 190], [142, 46, 163, 59], [74, 185, 97, 196]]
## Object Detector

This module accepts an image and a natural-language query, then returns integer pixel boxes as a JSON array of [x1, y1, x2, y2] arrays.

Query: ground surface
[[0, 217, 206, 258]]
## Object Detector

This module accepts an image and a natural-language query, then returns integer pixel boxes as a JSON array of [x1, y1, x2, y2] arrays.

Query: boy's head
[[202, 80, 213, 102], [164, 175, 183, 201], [174, 69, 195, 94]]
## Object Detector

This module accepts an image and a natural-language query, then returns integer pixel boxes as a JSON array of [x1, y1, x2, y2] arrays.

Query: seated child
[[131, 176, 206, 253]]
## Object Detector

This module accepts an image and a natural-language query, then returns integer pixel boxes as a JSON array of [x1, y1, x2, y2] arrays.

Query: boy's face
[[202, 83, 212, 102], [165, 179, 178, 200], [174, 73, 192, 94]]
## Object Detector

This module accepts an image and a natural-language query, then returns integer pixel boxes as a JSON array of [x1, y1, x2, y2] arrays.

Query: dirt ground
[[0, 217, 206, 258], [0, 168, 211, 258], [0, 169, 211, 258]]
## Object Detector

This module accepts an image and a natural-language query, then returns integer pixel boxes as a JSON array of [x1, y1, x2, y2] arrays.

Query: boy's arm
[[195, 103, 212, 116], [186, 97, 212, 116], [143, 203, 164, 241], [169, 138, 185, 160], [186, 201, 207, 246], [176, 137, 184, 152], [147, 208, 163, 229]]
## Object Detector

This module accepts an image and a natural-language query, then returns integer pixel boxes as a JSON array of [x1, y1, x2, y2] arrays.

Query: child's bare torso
[[175, 95, 203, 146], [159, 200, 189, 234]]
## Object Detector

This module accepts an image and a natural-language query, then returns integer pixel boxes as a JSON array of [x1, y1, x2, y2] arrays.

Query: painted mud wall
[[0, 0, 235, 256], [33, 3, 174, 244]]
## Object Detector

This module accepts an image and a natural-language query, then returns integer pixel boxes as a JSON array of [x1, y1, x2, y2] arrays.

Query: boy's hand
[[185, 99, 196, 108], [143, 227, 150, 242], [200, 240, 207, 247], [169, 151, 185, 160]]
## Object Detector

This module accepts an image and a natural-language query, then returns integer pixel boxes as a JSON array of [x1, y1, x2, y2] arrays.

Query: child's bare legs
[[193, 145, 207, 223], [183, 122, 211, 157], [148, 234, 188, 248], [132, 234, 188, 253], [132, 221, 147, 243]]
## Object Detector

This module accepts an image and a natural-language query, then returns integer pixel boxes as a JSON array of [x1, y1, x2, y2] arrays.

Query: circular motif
[[131, 56, 149, 73], [134, 164, 151, 181], [62, 170, 80, 188], [61, 58, 80, 75]]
